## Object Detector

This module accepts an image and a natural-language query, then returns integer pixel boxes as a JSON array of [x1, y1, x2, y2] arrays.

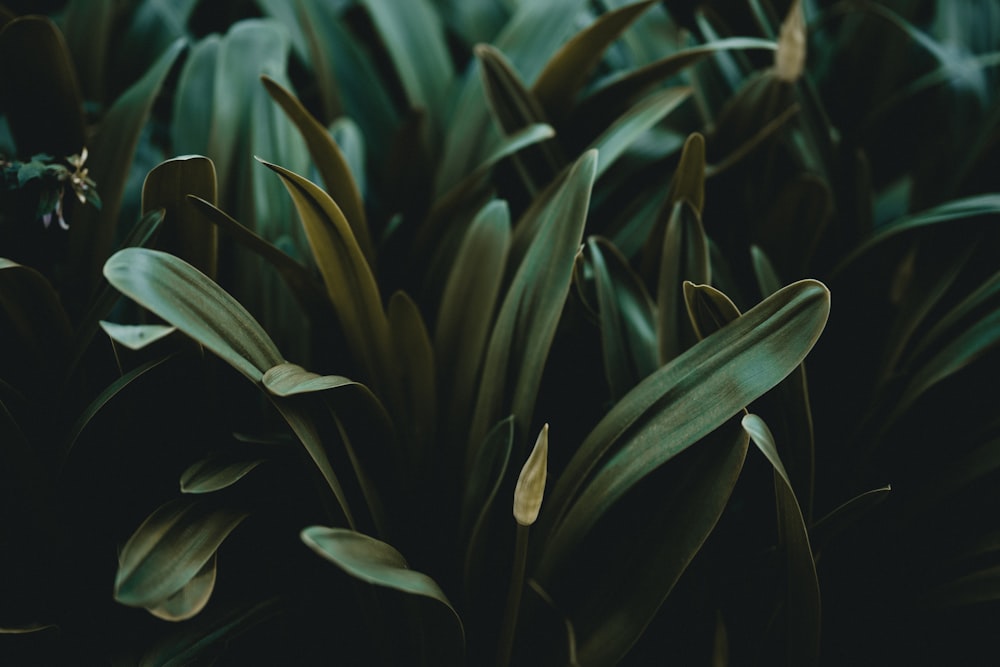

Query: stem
[[497, 524, 530, 667]]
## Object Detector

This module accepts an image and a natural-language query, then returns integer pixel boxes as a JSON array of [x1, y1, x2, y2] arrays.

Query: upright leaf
[[656, 201, 711, 364]]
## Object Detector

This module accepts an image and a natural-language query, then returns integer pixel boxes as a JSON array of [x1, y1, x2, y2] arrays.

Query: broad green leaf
[[115, 498, 247, 610], [538, 279, 830, 573], [582, 237, 658, 401], [359, 0, 454, 140], [139, 599, 279, 667], [0, 16, 85, 156], [99, 322, 177, 351], [261, 75, 374, 264], [301, 527, 465, 663], [260, 160, 391, 391], [180, 455, 264, 494], [569, 417, 749, 666], [142, 155, 219, 278], [435, 201, 511, 445], [103, 248, 282, 382], [467, 150, 597, 464], [185, 196, 329, 318], [742, 414, 820, 667], [261, 363, 354, 396], [69, 38, 186, 301], [532, 0, 658, 122], [587, 86, 692, 179], [576, 38, 777, 133], [147, 555, 217, 622], [656, 201, 711, 364]]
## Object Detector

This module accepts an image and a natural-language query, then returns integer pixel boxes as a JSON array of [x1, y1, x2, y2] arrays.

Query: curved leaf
[[115, 498, 247, 611], [262, 363, 354, 396], [261, 75, 374, 264], [387, 291, 436, 464], [301, 527, 465, 662], [656, 201, 711, 364], [532, 0, 658, 121], [742, 414, 820, 667], [538, 279, 830, 573], [180, 455, 264, 494], [683, 281, 741, 341], [103, 248, 283, 382], [147, 554, 218, 622]]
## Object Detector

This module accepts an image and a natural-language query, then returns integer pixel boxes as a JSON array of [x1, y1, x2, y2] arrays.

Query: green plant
[[2, 1, 999, 665]]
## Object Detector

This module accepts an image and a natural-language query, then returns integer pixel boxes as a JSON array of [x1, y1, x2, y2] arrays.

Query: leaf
[[142, 155, 219, 278], [907, 266, 1000, 365], [180, 455, 264, 494], [532, 0, 658, 122], [387, 291, 437, 464], [172, 35, 220, 156], [115, 498, 247, 611], [99, 322, 177, 351], [683, 281, 741, 341], [576, 38, 777, 133], [582, 237, 658, 401], [0, 16, 86, 156], [260, 160, 390, 391], [467, 150, 597, 464], [359, 0, 454, 140], [103, 248, 282, 383], [925, 565, 1000, 608], [537, 279, 830, 574], [656, 201, 711, 364], [742, 414, 820, 667], [147, 554, 218, 622], [435, 201, 512, 446], [301, 527, 465, 662], [60, 0, 114, 104], [261, 363, 354, 397], [261, 75, 374, 265], [587, 86, 692, 180], [810, 486, 891, 554], [69, 38, 186, 301]]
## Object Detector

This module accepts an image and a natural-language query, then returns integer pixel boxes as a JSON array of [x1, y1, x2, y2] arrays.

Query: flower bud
[[513, 424, 548, 526]]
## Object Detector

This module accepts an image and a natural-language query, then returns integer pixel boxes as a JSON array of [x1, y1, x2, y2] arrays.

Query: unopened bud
[[775, 0, 806, 82], [514, 424, 548, 526]]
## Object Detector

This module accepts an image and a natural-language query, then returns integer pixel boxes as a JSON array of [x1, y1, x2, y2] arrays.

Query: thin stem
[[497, 524, 530, 667]]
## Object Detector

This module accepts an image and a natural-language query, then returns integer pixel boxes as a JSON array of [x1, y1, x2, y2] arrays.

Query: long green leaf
[[172, 35, 219, 156], [103, 249, 282, 382], [387, 290, 437, 466], [656, 201, 711, 364], [538, 279, 830, 572], [115, 498, 247, 610], [467, 150, 597, 464], [180, 455, 264, 494], [261, 75, 374, 264], [301, 527, 465, 663], [742, 414, 821, 667], [532, 0, 658, 122], [69, 38, 186, 300]]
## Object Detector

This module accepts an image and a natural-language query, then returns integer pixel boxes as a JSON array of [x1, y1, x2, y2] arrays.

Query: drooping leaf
[[301, 527, 465, 664], [103, 248, 282, 382], [180, 455, 264, 494], [115, 498, 247, 611], [99, 322, 177, 351], [142, 155, 219, 278], [532, 0, 658, 122], [538, 279, 830, 573], [742, 413, 821, 667], [467, 150, 597, 465], [261, 75, 374, 264]]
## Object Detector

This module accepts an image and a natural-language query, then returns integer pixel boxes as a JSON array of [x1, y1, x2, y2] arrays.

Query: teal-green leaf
[[538, 279, 830, 573], [467, 150, 597, 464], [99, 322, 177, 351], [103, 248, 282, 383], [261, 362, 354, 397], [172, 35, 220, 156], [115, 498, 247, 611], [742, 413, 820, 666]]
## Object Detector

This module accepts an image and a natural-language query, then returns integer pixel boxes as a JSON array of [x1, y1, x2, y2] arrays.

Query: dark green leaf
[[810, 486, 891, 554], [656, 201, 711, 364], [683, 281, 740, 341], [387, 290, 436, 464], [180, 455, 264, 494]]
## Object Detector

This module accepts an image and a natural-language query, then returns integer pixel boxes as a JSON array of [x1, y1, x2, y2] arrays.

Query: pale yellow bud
[[513, 424, 548, 526], [775, 0, 806, 82]]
